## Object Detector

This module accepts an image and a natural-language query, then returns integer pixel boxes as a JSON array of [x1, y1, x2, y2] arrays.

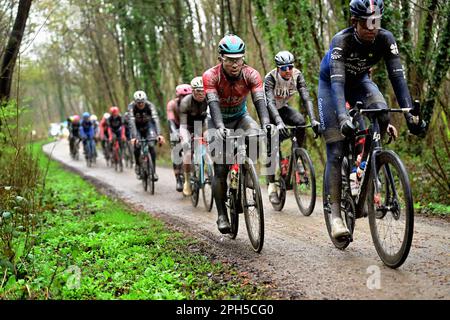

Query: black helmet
[[274, 51, 295, 66], [350, 0, 384, 19]]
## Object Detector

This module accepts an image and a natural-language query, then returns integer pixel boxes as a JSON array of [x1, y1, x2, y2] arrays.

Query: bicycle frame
[[348, 106, 412, 218]]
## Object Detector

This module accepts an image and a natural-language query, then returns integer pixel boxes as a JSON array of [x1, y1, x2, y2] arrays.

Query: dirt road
[[43, 140, 449, 299]]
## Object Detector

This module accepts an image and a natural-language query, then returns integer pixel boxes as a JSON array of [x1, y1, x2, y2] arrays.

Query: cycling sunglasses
[[279, 64, 294, 71]]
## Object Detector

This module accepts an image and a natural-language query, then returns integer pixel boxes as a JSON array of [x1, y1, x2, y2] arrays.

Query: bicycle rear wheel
[[293, 148, 316, 216], [242, 160, 264, 253], [271, 176, 286, 212], [368, 150, 414, 269], [202, 156, 214, 212]]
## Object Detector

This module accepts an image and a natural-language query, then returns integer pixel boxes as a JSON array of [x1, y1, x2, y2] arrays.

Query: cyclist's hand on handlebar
[[216, 127, 230, 140], [157, 135, 165, 146], [338, 115, 356, 137], [311, 119, 321, 138], [406, 115, 427, 137], [130, 138, 137, 145], [387, 124, 398, 141], [276, 121, 288, 138]]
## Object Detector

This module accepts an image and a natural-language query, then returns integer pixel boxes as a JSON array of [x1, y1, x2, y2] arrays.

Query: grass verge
[[0, 141, 269, 299]]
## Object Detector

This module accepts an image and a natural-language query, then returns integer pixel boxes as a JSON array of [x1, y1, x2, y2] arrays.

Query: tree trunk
[[0, 0, 32, 102]]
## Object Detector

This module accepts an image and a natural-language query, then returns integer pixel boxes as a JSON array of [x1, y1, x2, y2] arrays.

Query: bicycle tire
[[293, 148, 316, 216], [271, 177, 286, 211], [191, 165, 200, 207], [322, 164, 352, 250], [202, 156, 214, 212], [227, 189, 239, 239], [148, 155, 155, 195], [141, 158, 148, 192], [242, 160, 264, 253], [368, 150, 414, 269]]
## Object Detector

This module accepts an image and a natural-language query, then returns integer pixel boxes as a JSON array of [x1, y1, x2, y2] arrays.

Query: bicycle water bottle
[[281, 158, 289, 177], [230, 163, 239, 189], [350, 166, 359, 196], [357, 160, 367, 180]]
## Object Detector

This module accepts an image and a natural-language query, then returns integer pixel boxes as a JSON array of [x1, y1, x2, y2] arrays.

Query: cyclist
[[107, 106, 126, 157], [129, 90, 165, 181], [68, 115, 81, 157], [318, 0, 426, 239], [264, 50, 321, 205], [167, 84, 192, 192], [203, 34, 271, 234], [79, 112, 96, 160], [100, 112, 111, 162], [179, 76, 208, 196]]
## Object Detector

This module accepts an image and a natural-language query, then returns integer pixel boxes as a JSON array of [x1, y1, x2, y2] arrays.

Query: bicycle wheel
[[202, 156, 214, 212], [141, 158, 148, 192], [322, 158, 354, 250], [293, 148, 316, 216], [147, 156, 155, 195], [271, 176, 287, 212], [368, 150, 414, 268], [191, 165, 200, 207], [242, 160, 264, 253], [227, 189, 239, 239]]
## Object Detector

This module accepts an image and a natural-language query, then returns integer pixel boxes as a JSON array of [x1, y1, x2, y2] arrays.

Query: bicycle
[[123, 139, 134, 169], [69, 136, 80, 160], [138, 137, 157, 195], [224, 130, 265, 253], [268, 125, 317, 215], [323, 101, 415, 268], [190, 136, 214, 211], [83, 137, 96, 168], [102, 139, 112, 167], [111, 136, 124, 172]]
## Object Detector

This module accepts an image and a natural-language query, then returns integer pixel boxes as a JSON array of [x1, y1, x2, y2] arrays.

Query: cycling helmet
[[103, 112, 111, 120], [90, 114, 97, 122], [218, 34, 245, 58], [190, 77, 203, 89], [175, 84, 192, 97], [350, 0, 384, 19], [274, 51, 295, 66], [133, 90, 147, 103], [72, 115, 80, 123], [110, 106, 120, 116], [82, 112, 90, 119]]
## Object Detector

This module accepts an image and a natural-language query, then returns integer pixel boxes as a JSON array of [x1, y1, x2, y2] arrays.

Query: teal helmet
[[218, 34, 245, 58]]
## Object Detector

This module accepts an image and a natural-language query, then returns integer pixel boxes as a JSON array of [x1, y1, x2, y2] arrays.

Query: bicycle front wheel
[[202, 156, 214, 212], [293, 148, 316, 216], [191, 165, 200, 207], [368, 150, 414, 269], [242, 160, 264, 253], [148, 156, 155, 195]]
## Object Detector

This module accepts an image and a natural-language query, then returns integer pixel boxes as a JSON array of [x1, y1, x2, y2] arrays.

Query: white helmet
[[133, 90, 147, 102], [103, 112, 111, 120], [90, 114, 98, 122], [190, 76, 203, 89]]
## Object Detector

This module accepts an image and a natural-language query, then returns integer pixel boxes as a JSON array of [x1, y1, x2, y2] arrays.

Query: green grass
[[0, 141, 268, 299]]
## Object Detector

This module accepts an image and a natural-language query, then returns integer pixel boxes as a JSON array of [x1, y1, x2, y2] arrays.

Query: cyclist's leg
[[134, 129, 143, 175], [278, 106, 306, 147], [318, 79, 349, 238], [182, 126, 194, 196], [146, 124, 158, 180]]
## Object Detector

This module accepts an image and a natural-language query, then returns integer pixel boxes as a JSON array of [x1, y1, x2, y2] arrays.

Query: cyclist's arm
[[203, 72, 224, 129], [148, 101, 161, 135], [179, 97, 190, 143], [79, 124, 86, 139], [296, 70, 317, 122], [383, 31, 413, 113], [329, 37, 348, 119], [249, 69, 270, 126], [129, 114, 138, 139], [264, 73, 282, 124]]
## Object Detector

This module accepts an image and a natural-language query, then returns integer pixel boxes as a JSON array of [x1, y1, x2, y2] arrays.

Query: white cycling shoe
[[331, 217, 351, 239]]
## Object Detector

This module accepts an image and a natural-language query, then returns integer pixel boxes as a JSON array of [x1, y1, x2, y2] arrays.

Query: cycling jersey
[[70, 122, 81, 138], [99, 118, 109, 140], [129, 100, 161, 138], [203, 64, 265, 122], [107, 115, 125, 140], [179, 94, 208, 128], [79, 120, 95, 139], [320, 27, 412, 117]]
